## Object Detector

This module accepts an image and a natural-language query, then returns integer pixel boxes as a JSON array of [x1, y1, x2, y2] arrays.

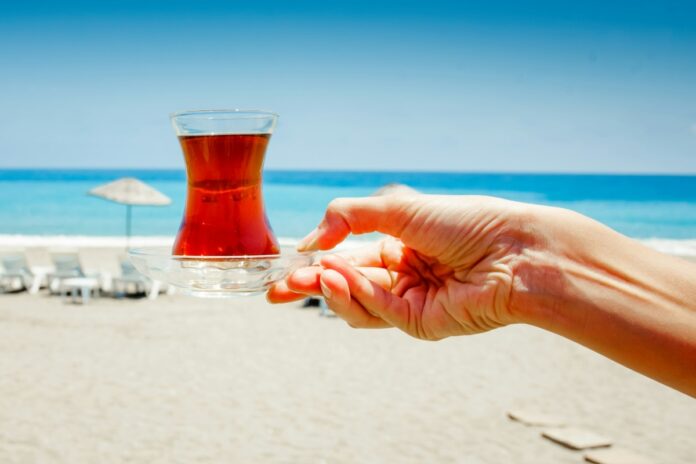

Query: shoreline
[[2, 234, 696, 257], [0, 235, 305, 249]]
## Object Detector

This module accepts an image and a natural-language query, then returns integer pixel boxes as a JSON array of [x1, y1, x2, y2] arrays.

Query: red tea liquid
[[172, 133, 280, 256]]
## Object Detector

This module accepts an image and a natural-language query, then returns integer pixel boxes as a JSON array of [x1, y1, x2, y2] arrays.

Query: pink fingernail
[[297, 227, 319, 251], [320, 279, 333, 300]]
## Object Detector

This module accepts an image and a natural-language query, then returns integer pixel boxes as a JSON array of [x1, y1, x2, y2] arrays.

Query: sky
[[0, 0, 695, 173]]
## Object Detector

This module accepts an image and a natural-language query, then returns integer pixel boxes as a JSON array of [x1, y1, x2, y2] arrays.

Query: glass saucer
[[128, 247, 315, 297]]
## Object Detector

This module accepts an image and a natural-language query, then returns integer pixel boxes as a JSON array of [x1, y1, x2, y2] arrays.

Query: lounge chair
[[0, 254, 34, 293], [112, 258, 154, 298], [47, 252, 87, 294], [60, 276, 101, 304]]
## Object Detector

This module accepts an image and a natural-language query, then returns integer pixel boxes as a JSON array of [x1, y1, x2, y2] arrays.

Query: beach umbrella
[[88, 177, 171, 247], [372, 183, 419, 197]]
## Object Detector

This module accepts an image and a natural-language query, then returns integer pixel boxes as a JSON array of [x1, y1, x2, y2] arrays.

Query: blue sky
[[1, 0, 695, 172]]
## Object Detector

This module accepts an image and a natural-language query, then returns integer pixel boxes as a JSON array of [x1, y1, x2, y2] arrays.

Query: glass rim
[[128, 246, 312, 261], [170, 109, 279, 121]]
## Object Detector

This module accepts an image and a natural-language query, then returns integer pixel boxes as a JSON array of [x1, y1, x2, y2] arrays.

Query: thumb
[[297, 195, 415, 251]]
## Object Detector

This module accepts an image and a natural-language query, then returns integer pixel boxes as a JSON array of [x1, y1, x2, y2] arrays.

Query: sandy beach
[[4, 0, 696, 461], [0, 244, 695, 463]]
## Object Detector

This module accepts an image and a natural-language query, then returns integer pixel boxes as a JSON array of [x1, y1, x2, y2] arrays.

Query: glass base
[[184, 290, 263, 298], [128, 247, 314, 298]]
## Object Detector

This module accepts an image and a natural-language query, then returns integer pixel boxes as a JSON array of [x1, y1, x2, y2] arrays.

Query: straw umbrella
[[372, 183, 419, 197], [88, 177, 171, 248]]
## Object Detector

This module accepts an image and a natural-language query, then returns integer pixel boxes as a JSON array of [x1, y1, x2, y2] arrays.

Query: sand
[[0, 287, 695, 463]]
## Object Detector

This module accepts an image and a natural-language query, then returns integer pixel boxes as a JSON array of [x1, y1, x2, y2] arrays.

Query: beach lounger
[[47, 252, 87, 294], [60, 277, 101, 304], [112, 258, 159, 298], [0, 254, 34, 293]]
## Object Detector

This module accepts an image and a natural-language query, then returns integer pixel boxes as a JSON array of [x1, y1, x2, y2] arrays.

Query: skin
[[267, 194, 696, 397]]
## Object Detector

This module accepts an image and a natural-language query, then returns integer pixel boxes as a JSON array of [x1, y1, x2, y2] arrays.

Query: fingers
[[268, 240, 413, 332], [285, 266, 322, 294], [266, 261, 395, 304], [269, 239, 402, 300], [266, 266, 323, 303], [342, 237, 409, 270], [319, 254, 415, 334], [319, 269, 390, 329], [267, 254, 401, 331], [266, 279, 307, 304], [266, 263, 391, 330], [297, 196, 415, 251], [338, 242, 388, 268]]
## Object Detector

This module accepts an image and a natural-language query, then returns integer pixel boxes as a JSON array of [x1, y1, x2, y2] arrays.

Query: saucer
[[128, 247, 315, 297]]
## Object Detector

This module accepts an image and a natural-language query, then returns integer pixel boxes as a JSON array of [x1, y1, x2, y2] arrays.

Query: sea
[[2, 169, 696, 253]]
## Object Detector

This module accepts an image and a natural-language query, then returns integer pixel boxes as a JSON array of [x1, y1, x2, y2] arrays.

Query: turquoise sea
[[2, 169, 696, 240]]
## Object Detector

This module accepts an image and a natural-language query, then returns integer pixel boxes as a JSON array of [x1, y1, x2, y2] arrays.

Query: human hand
[[268, 193, 696, 395], [267, 194, 535, 340]]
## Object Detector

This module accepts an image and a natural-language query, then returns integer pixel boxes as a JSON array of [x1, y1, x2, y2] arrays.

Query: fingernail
[[297, 227, 319, 251], [291, 267, 313, 280], [320, 279, 333, 300]]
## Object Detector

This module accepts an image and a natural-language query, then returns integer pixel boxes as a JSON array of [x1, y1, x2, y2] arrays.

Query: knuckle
[[327, 197, 349, 213]]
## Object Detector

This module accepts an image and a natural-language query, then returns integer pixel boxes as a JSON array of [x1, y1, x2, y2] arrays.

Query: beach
[[2, 170, 696, 463], [4, 0, 696, 460], [1, 242, 695, 463]]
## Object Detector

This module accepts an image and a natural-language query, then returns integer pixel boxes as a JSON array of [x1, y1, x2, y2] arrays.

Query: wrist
[[504, 203, 696, 395], [506, 205, 613, 329]]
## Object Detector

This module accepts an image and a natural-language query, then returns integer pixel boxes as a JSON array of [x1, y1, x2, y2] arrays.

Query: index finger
[[297, 196, 417, 251]]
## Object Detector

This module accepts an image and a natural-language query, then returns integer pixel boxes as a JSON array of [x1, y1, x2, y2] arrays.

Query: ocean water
[[1, 169, 696, 240]]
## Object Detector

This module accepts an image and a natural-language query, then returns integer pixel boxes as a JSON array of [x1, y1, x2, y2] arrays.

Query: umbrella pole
[[126, 204, 132, 250]]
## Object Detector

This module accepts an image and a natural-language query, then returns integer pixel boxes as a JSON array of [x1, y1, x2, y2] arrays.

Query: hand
[[268, 193, 696, 396], [268, 194, 534, 340]]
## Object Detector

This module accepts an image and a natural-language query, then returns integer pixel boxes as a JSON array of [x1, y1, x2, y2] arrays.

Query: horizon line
[[2, 167, 696, 177]]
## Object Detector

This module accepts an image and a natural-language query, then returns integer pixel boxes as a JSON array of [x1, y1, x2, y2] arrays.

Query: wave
[[1, 234, 696, 257], [638, 238, 696, 257], [0, 235, 371, 251]]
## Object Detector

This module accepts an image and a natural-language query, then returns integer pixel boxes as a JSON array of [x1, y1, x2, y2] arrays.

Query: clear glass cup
[[170, 109, 280, 257], [129, 109, 317, 297]]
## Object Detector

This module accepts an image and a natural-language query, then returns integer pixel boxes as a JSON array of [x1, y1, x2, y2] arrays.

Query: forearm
[[512, 207, 696, 397]]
